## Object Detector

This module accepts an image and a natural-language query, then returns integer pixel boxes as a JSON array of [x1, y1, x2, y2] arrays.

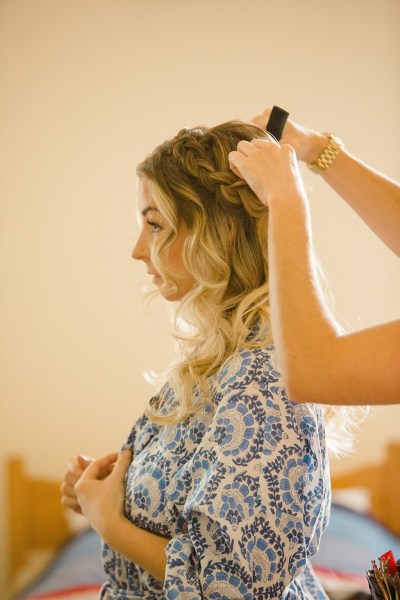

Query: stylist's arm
[[253, 108, 400, 257], [229, 133, 400, 406]]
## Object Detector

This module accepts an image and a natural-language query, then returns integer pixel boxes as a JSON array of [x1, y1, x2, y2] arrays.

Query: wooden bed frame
[[330, 442, 400, 537], [6, 444, 400, 587], [6, 457, 71, 584]]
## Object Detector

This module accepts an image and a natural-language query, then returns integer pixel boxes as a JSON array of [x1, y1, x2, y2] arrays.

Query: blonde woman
[[62, 121, 335, 599], [229, 109, 400, 406]]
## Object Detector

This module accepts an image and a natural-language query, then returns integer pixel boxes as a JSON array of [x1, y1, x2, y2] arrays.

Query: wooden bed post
[[331, 444, 400, 538], [385, 443, 400, 537], [7, 457, 28, 580], [7, 456, 72, 583]]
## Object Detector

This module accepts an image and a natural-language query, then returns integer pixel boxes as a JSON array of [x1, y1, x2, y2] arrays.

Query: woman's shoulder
[[214, 343, 282, 390], [213, 345, 323, 416]]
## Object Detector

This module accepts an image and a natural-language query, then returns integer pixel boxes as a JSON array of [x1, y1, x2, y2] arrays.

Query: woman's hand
[[229, 139, 306, 208], [74, 450, 132, 542], [251, 108, 327, 164], [61, 454, 94, 514]]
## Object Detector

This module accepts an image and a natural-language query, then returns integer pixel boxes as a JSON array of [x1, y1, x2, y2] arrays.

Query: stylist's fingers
[[255, 134, 279, 146], [228, 150, 246, 179], [229, 138, 272, 178], [229, 138, 274, 177], [236, 140, 258, 155], [251, 108, 272, 130]]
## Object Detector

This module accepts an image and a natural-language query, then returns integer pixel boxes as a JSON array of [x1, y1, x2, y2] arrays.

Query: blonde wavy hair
[[137, 120, 271, 423], [137, 120, 364, 453]]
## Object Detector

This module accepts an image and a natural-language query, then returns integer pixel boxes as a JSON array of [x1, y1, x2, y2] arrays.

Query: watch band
[[307, 133, 344, 174]]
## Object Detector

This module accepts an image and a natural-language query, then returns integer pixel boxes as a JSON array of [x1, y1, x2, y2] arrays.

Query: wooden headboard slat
[[331, 443, 400, 537], [7, 456, 71, 581]]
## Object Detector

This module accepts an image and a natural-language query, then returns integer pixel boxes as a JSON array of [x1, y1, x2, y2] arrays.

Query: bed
[[5, 444, 400, 600]]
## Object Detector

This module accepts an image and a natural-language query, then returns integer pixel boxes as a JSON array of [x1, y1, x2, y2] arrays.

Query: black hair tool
[[266, 106, 289, 141]]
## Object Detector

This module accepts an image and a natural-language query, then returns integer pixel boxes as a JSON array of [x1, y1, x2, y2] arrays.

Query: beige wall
[[1, 0, 399, 588]]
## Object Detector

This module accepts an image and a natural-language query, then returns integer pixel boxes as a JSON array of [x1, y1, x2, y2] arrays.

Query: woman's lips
[[148, 272, 162, 283]]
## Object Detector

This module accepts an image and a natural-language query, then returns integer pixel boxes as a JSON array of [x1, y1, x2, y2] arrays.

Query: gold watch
[[307, 133, 344, 174]]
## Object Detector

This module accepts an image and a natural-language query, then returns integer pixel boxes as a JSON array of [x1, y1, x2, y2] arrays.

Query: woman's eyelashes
[[147, 219, 162, 233]]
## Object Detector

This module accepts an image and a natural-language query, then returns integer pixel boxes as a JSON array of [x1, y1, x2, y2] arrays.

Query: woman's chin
[[160, 289, 185, 302], [159, 284, 191, 302]]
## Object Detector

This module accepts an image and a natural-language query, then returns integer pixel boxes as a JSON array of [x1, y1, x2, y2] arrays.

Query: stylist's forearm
[[268, 191, 340, 401], [321, 149, 400, 256]]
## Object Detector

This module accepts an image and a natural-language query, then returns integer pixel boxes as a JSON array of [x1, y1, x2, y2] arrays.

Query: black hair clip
[[266, 106, 289, 142]]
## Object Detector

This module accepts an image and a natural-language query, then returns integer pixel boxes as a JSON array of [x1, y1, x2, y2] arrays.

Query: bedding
[[311, 503, 400, 597], [14, 529, 104, 600], [14, 503, 400, 600]]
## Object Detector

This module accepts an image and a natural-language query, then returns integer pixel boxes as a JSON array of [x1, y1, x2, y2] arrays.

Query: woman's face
[[132, 177, 195, 301]]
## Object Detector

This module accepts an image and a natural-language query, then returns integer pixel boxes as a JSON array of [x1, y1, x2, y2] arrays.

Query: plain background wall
[[1, 0, 399, 588]]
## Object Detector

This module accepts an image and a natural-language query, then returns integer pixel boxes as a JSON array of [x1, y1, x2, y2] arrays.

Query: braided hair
[[137, 120, 272, 424]]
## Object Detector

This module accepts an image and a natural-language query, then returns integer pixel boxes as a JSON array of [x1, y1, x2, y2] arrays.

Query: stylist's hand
[[229, 139, 305, 207], [61, 454, 94, 514], [251, 108, 327, 164], [74, 450, 131, 539]]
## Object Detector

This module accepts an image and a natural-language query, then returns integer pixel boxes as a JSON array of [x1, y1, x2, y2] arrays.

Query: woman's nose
[[131, 240, 144, 260], [131, 236, 144, 260], [131, 233, 147, 261]]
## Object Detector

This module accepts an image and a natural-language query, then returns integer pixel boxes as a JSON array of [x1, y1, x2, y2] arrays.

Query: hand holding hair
[[228, 138, 305, 208], [252, 108, 326, 163]]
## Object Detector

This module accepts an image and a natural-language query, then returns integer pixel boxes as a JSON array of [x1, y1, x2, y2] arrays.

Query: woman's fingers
[[60, 480, 83, 513], [76, 455, 93, 469], [60, 481, 75, 496], [112, 449, 132, 480], [66, 455, 91, 479], [61, 494, 81, 510], [61, 454, 95, 514], [83, 452, 119, 480]]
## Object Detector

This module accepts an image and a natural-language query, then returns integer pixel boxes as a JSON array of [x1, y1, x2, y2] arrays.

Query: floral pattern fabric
[[101, 346, 330, 599]]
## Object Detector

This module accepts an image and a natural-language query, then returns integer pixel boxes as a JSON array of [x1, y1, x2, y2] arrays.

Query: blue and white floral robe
[[101, 345, 330, 599]]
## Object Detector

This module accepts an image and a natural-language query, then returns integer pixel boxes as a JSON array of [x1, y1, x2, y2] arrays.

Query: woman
[[229, 109, 400, 406], [62, 121, 336, 599]]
